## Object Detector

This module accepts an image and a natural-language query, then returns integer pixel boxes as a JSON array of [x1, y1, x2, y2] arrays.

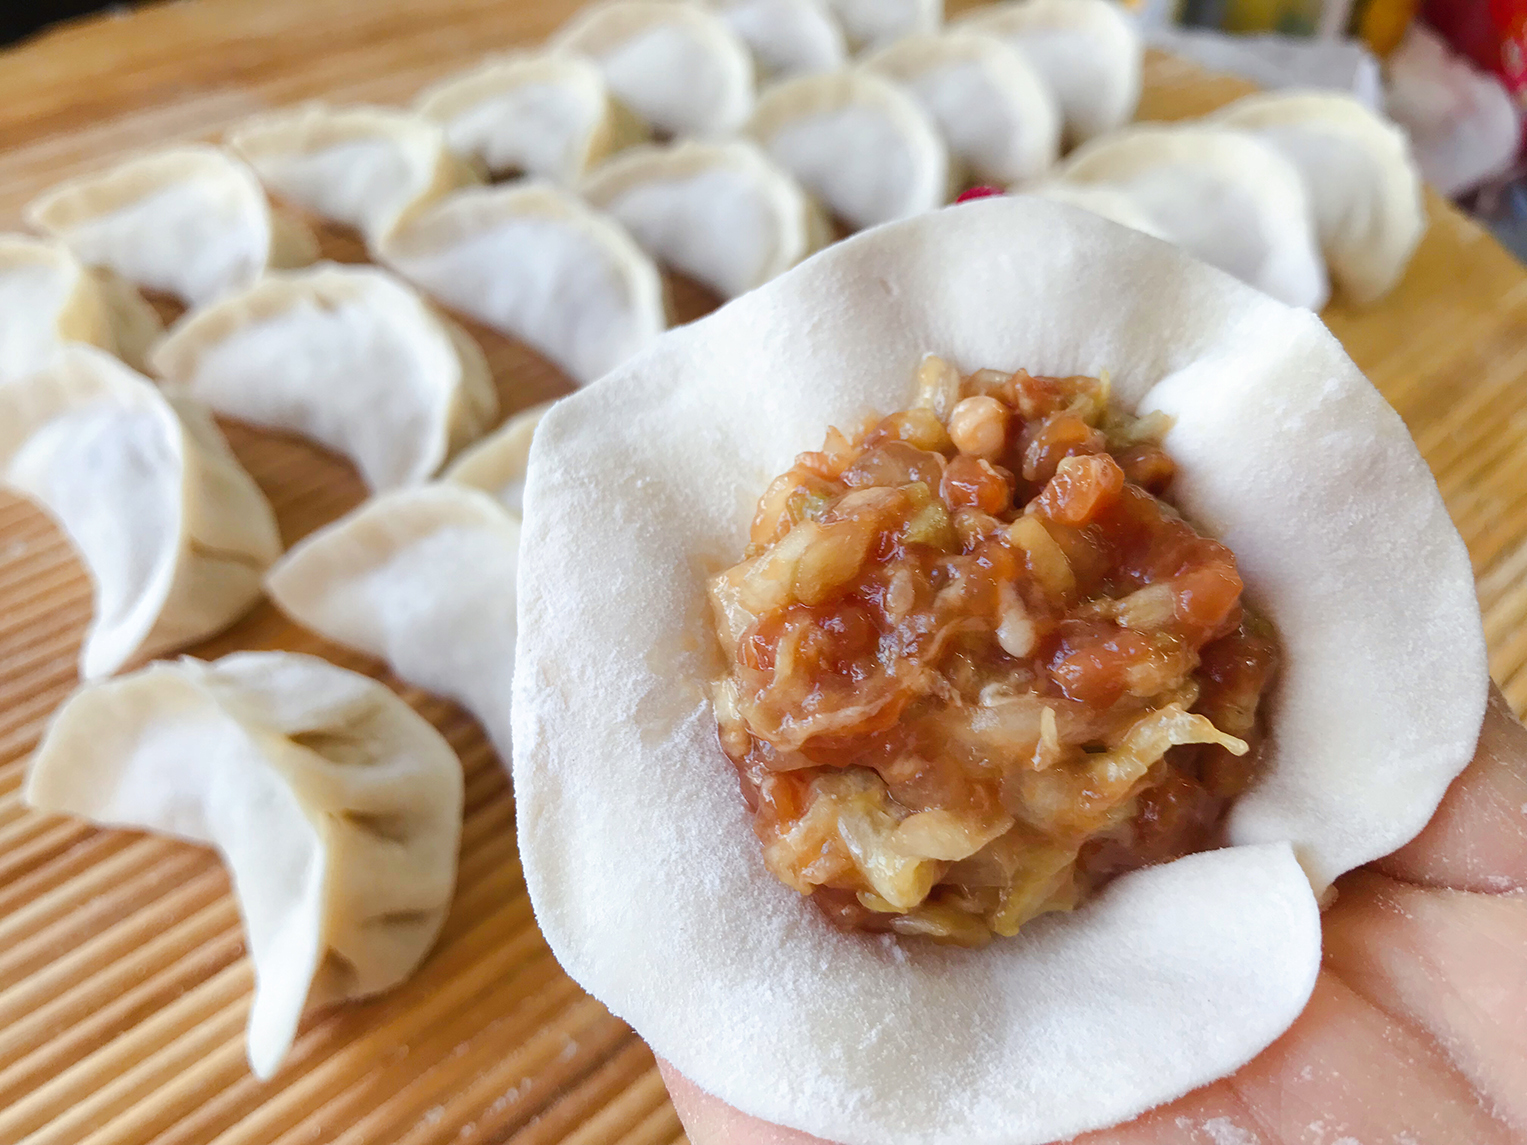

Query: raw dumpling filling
[[709, 356, 1278, 945]]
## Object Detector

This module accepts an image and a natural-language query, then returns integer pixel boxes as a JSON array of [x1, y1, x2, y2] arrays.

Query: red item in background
[[955, 185, 1005, 203], [1424, 0, 1527, 94]]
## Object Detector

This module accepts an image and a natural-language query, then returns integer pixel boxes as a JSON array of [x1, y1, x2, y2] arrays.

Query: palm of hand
[[661, 689, 1527, 1145]]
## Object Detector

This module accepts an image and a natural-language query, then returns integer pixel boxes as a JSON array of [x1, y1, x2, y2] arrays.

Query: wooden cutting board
[[1, 3, 1525, 1143]]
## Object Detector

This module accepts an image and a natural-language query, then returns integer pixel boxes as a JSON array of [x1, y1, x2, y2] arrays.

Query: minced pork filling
[[708, 357, 1279, 947]]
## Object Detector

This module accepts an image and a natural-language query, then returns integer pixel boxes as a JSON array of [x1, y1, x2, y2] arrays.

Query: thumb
[[656, 1060, 842, 1145]]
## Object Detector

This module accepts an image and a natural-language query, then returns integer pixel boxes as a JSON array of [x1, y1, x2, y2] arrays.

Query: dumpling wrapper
[[864, 30, 1060, 186], [26, 651, 464, 1078], [708, 0, 847, 79], [0, 347, 281, 679], [552, 0, 756, 139], [510, 198, 1487, 1144], [443, 400, 553, 517], [25, 145, 318, 307], [825, 0, 942, 52], [0, 232, 162, 383], [746, 68, 951, 230], [1051, 123, 1329, 310], [228, 104, 482, 248], [151, 264, 498, 492], [266, 484, 521, 762], [377, 182, 668, 386], [1213, 90, 1426, 304], [581, 140, 831, 299], [414, 53, 650, 184], [1027, 181, 1170, 238], [956, 0, 1141, 147]]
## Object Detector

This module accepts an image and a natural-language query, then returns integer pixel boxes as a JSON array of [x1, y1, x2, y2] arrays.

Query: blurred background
[[5, 0, 1526, 252]]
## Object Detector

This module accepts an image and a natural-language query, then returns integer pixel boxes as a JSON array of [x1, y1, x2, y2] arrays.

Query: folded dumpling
[[864, 30, 1060, 186], [1050, 124, 1328, 310], [708, 0, 847, 79], [377, 182, 668, 385], [228, 104, 481, 247], [1213, 90, 1426, 304], [414, 53, 650, 184], [0, 346, 281, 678], [956, 0, 1141, 147], [825, 0, 942, 52], [552, 0, 757, 139], [26, 651, 464, 1078], [746, 68, 951, 230], [0, 233, 162, 383], [581, 140, 831, 298], [1027, 181, 1169, 238], [151, 264, 497, 492], [25, 145, 318, 307], [443, 399, 553, 517]]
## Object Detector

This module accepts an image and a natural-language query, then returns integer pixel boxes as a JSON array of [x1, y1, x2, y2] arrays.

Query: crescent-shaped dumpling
[[227, 104, 482, 247], [552, 0, 756, 139], [443, 399, 553, 517], [266, 485, 521, 761], [708, 0, 847, 79], [26, 651, 464, 1079], [509, 199, 1485, 1143], [825, 0, 942, 52], [956, 0, 1141, 147], [0, 233, 162, 383], [414, 53, 650, 184], [864, 30, 1060, 186], [25, 145, 318, 307], [745, 68, 951, 230], [150, 264, 498, 492], [580, 140, 831, 299], [1026, 181, 1170, 238], [0, 346, 281, 679], [1051, 124, 1329, 310], [1213, 90, 1426, 304], [377, 182, 668, 386]]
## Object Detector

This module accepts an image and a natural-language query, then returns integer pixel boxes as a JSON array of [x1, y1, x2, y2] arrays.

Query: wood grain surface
[[1, 2, 1525, 1143]]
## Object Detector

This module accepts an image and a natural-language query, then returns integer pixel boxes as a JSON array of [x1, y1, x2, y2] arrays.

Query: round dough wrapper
[[552, 0, 757, 139], [826, 0, 942, 52], [25, 144, 318, 307], [745, 68, 952, 230], [1213, 89, 1426, 305], [0, 346, 281, 678], [414, 52, 650, 184], [956, 0, 1142, 148], [1052, 123, 1330, 310], [151, 263, 497, 492], [228, 104, 482, 248], [376, 181, 669, 387], [26, 651, 464, 1078], [864, 30, 1060, 187], [708, 0, 847, 79], [511, 196, 1486, 1144], [581, 139, 831, 298], [0, 233, 162, 383]]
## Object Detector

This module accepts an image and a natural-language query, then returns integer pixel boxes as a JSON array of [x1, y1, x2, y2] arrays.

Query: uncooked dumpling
[[581, 140, 831, 298], [864, 30, 1059, 186], [708, 0, 847, 79], [151, 264, 497, 492], [377, 182, 667, 385], [25, 145, 318, 307], [1214, 90, 1425, 304], [1051, 124, 1328, 310], [956, 0, 1141, 147], [266, 486, 521, 761], [552, 0, 756, 139], [443, 400, 554, 517], [1026, 182, 1169, 238], [825, 0, 941, 51], [26, 651, 464, 1078], [746, 68, 951, 230], [510, 198, 1485, 1144], [0, 233, 162, 383], [414, 53, 650, 184], [228, 104, 481, 247], [0, 346, 281, 679]]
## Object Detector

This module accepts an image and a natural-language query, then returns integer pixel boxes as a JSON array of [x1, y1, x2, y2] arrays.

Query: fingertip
[[656, 1059, 842, 1145]]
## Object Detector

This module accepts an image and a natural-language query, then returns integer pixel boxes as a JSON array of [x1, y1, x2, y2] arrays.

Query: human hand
[[659, 686, 1527, 1144]]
